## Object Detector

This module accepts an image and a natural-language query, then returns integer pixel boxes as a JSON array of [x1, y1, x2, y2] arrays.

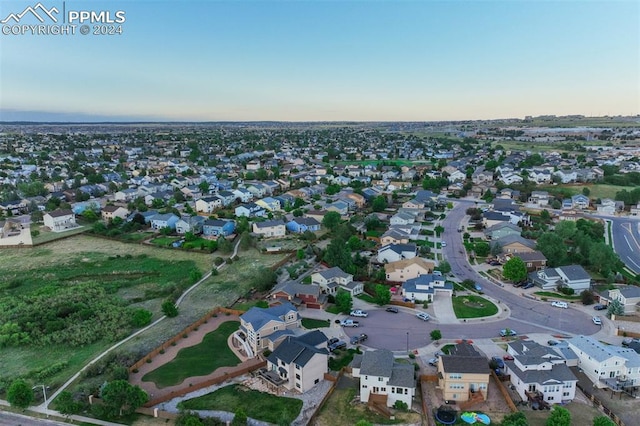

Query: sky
[[0, 0, 638, 122]]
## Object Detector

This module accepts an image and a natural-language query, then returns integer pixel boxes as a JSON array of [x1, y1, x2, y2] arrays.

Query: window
[[363, 385, 368, 388], [547, 396, 554, 401], [295, 364, 300, 370], [448, 373, 462, 379], [296, 383, 300, 388], [563, 392, 570, 397], [378, 377, 384, 382], [296, 374, 301, 380], [405, 388, 408, 394], [314, 378, 319, 384]]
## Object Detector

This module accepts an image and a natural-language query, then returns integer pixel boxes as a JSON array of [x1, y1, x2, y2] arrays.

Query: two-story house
[[203, 219, 236, 238], [195, 196, 222, 214], [505, 340, 577, 404], [484, 222, 522, 241], [385, 257, 435, 283], [43, 209, 76, 232], [311, 267, 363, 296], [437, 341, 490, 403], [402, 272, 452, 302], [490, 234, 536, 254], [239, 302, 302, 357], [252, 220, 286, 238], [286, 217, 321, 234], [150, 213, 180, 230], [269, 281, 326, 309], [265, 330, 329, 393], [568, 335, 640, 390], [351, 349, 416, 408], [175, 215, 205, 235], [256, 197, 281, 212], [235, 202, 266, 218], [377, 243, 418, 264], [101, 205, 129, 223], [599, 287, 640, 315], [528, 265, 591, 292]]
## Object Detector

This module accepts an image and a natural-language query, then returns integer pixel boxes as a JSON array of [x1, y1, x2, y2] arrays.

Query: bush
[[130, 309, 153, 327], [393, 400, 409, 411], [161, 300, 179, 317]]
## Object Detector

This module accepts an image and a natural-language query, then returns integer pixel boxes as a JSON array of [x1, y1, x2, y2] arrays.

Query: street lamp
[[32, 384, 49, 417], [406, 332, 409, 353]]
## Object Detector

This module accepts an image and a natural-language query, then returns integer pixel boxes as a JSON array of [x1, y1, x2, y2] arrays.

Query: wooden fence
[[129, 306, 244, 372], [577, 382, 626, 426], [306, 370, 343, 425], [143, 358, 266, 407], [490, 369, 518, 413]]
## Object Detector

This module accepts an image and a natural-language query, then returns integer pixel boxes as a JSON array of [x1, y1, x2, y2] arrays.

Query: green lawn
[[452, 295, 499, 319], [178, 384, 302, 424], [118, 231, 155, 242], [534, 291, 580, 300], [326, 305, 342, 314], [149, 236, 180, 247], [301, 318, 330, 329], [329, 348, 359, 371], [141, 321, 240, 388], [356, 293, 376, 303]]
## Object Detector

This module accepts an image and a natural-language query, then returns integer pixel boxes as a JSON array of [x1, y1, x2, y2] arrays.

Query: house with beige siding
[[437, 341, 490, 403], [385, 257, 435, 282]]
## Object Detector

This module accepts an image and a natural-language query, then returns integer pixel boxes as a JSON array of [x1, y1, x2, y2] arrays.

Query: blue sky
[[1, 0, 638, 121]]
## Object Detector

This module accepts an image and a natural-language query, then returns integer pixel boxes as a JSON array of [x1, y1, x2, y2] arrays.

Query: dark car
[[593, 304, 607, 311], [350, 333, 368, 345], [385, 306, 399, 313], [491, 356, 505, 369], [523, 282, 534, 289], [327, 337, 339, 347], [328, 340, 347, 352]]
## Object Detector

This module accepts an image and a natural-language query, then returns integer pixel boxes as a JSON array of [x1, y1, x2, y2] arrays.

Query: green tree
[[581, 289, 595, 305], [218, 237, 233, 254], [430, 329, 442, 341], [540, 209, 551, 222], [346, 235, 363, 251], [593, 416, 615, 426], [546, 406, 571, 426], [500, 412, 528, 426], [434, 225, 444, 237], [7, 379, 34, 409], [372, 195, 387, 212], [436, 260, 451, 275], [296, 248, 305, 260], [130, 309, 153, 327], [374, 284, 391, 306], [232, 407, 248, 425], [536, 233, 567, 267], [161, 300, 179, 317], [55, 391, 81, 416], [83, 209, 99, 222], [322, 211, 342, 232], [608, 298, 624, 317], [335, 291, 353, 314], [355, 421, 373, 426], [474, 242, 490, 257], [502, 257, 527, 283], [323, 239, 355, 274], [555, 221, 577, 241], [582, 187, 591, 197], [101, 380, 148, 417]]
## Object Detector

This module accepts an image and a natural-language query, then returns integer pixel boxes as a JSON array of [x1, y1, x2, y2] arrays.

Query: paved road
[[600, 215, 640, 274], [0, 411, 71, 426]]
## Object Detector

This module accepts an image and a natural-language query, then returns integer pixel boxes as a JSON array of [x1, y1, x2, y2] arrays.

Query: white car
[[416, 312, 430, 321], [441, 241, 447, 247], [350, 309, 368, 318], [551, 301, 568, 309], [592, 316, 602, 325]]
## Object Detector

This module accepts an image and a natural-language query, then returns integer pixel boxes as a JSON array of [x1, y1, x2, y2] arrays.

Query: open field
[[30, 224, 89, 244], [179, 384, 303, 424], [142, 321, 240, 388], [452, 295, 499, 318]]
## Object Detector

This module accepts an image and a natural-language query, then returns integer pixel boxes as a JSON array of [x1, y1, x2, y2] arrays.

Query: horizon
[[1, 0, 639, 122]]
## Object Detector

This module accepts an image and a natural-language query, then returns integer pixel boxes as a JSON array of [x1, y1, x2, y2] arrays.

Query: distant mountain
[[0, 109, 166, 123]]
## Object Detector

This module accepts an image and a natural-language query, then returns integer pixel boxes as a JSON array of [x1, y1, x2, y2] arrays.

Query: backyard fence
[[304, 369, 343, 426], [129, 306, 245, 372], [577, 383, 626, 426], [490, 369, 518, 413]]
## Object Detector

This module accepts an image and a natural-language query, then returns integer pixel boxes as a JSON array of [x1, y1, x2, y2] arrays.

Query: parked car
[[592, 316, 602, 325], [428, 358, 438, 366], [513, 281, 526, 288], [593, 304, 607, 311], [350, 309, 368, 317], [622, 338, 640, 346], [385, 306, 399, 313], [489, 260, 501, 266], [328, 340, 347, 352], [434, 351, 445, 358], [491, 356, 505, 369], [474, 283, 483, 292], [547, 339, 560, 346], [350, 333, 368, 345], [339, 319, 359, 327], [522, 282, 534, 289], [500, 329, 517, 337], [503, 354, 514, 361], [441, 241, 447, 247], [551, 301, 568, 309], [327, 337, 339, 347], [416, 312, 430, 321]]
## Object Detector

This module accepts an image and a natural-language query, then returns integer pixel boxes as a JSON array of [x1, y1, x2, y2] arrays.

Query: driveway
[[432, 291, 458, 324]]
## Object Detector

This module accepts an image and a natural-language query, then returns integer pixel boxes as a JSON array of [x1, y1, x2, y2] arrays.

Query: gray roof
[[47, 209, 74, 217], [240, 302, 298, 332], [441, 342, 489, 374], [316, 267, 350, 280], [267, 331, 328, 368], [387, 363, 415, 388], [272, 281, 320, 298], [379, 243, 417, 255], [507, 360, 577, 386], [516, 251, 547, 262], [491, 234, 536, 249], [557, 265, 590, 281], [568, 335, 640, 367], [359, 349, 394, 378], [254, 219, 285, 229], [290, 217, 320, 227]]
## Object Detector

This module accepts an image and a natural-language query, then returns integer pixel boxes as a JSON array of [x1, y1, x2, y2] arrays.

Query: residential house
[[599, 287, 640, 315], [351, 349, 416, 408], [195, 196, 222, 214], [101, 205, 129, 223], [385, 257, 435, 282], [482, 211, 512, 228], [472, 168, 494, 185], [515, 251, 548, 271], [390, 212, 416, 226], [554, 170, 578, 184], [311, 267, 363, 296], [505, 340, 578, 403], [326, 200, 350, 216], [484, 222, 522, 240], [377, 243, 418, 263], [596, 198, 622, 215], [570, 194, 590, 209], [239, 302, 302, 357], [235, 202, 266, 218], [203, 219, 236, 237], [246, 183, 267, 198], [150, 213, 179, 230], [528, 169, 553, 184], [43, 209, 76, 232], [217, 190, 237, 206], [265, 330, 329, 393], [114, 188, 139, 202], [175, 215, 205, 235], [630, 203, 640, 216], [127, 210, 158, 224], [567, 335, 640, 390], [286, 217, 321, 234], [380, 229, 410, 246], [528, 191, 551, 207], [252, 220, 286, 238], [269, 281, 326, 309], [437, 341, 490, 402], [490, 235, 536, 254], [528, 265, 591, 291], [256, 197, 281, 212], [402, 272, 453, 302], [233, 188, 254, 203]]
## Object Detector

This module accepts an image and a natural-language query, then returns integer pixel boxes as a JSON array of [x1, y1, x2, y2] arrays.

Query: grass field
[[301, 318, 330, 329], [540, 183, 635, 201], [523, 402, 606, 426], [178, 384, 303, 424], [141, 321, 240, 388], [452, 295, 499, 318], [149, 236, 180, 247]]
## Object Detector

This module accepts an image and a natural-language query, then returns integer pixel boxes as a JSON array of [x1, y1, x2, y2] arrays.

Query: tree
[[540, 209, 551, 222], [322, 211, 342, 232], [7, 379, 34, 409], [101, 380, 148, 417], [490, 242, 502, 256], [436, 260, 451, 275], [430, 329, 442, 342], [296, 248, 305, 260], [372, 195, 387, 212], [218, 237, 233, 254], [500, 412, 528, 426], [474, 242, 490, 257], [232, 407, 248, 425], [346, 235, 363, 252], [580, 289, 595, 305], [502, 257, 527, 283], [161, 300, 179, 317], [608, 298, 624, 317], [130, 309, 153, 327], [555, 221, 577, 240], [55, 390, 81, 416], [434, 225, 444, 237], [582, 187, 591, 196], [593, 416, 616, 426], [335, 291, 353, 314], [536, 233, 567, 267], [546, 406, 571, 426], [374, 284, 391, 306]]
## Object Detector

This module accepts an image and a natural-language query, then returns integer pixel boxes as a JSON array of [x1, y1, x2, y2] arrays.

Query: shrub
[[393, 400, 409, 411], [132, 368, 139, 373], [171, 342, 177, 346], [130, 309, 153, 327], [161, 300, 179, 317], [146, 359, 152, 363], [408, 353, 416, 359], [159, 349, 165, 354]]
